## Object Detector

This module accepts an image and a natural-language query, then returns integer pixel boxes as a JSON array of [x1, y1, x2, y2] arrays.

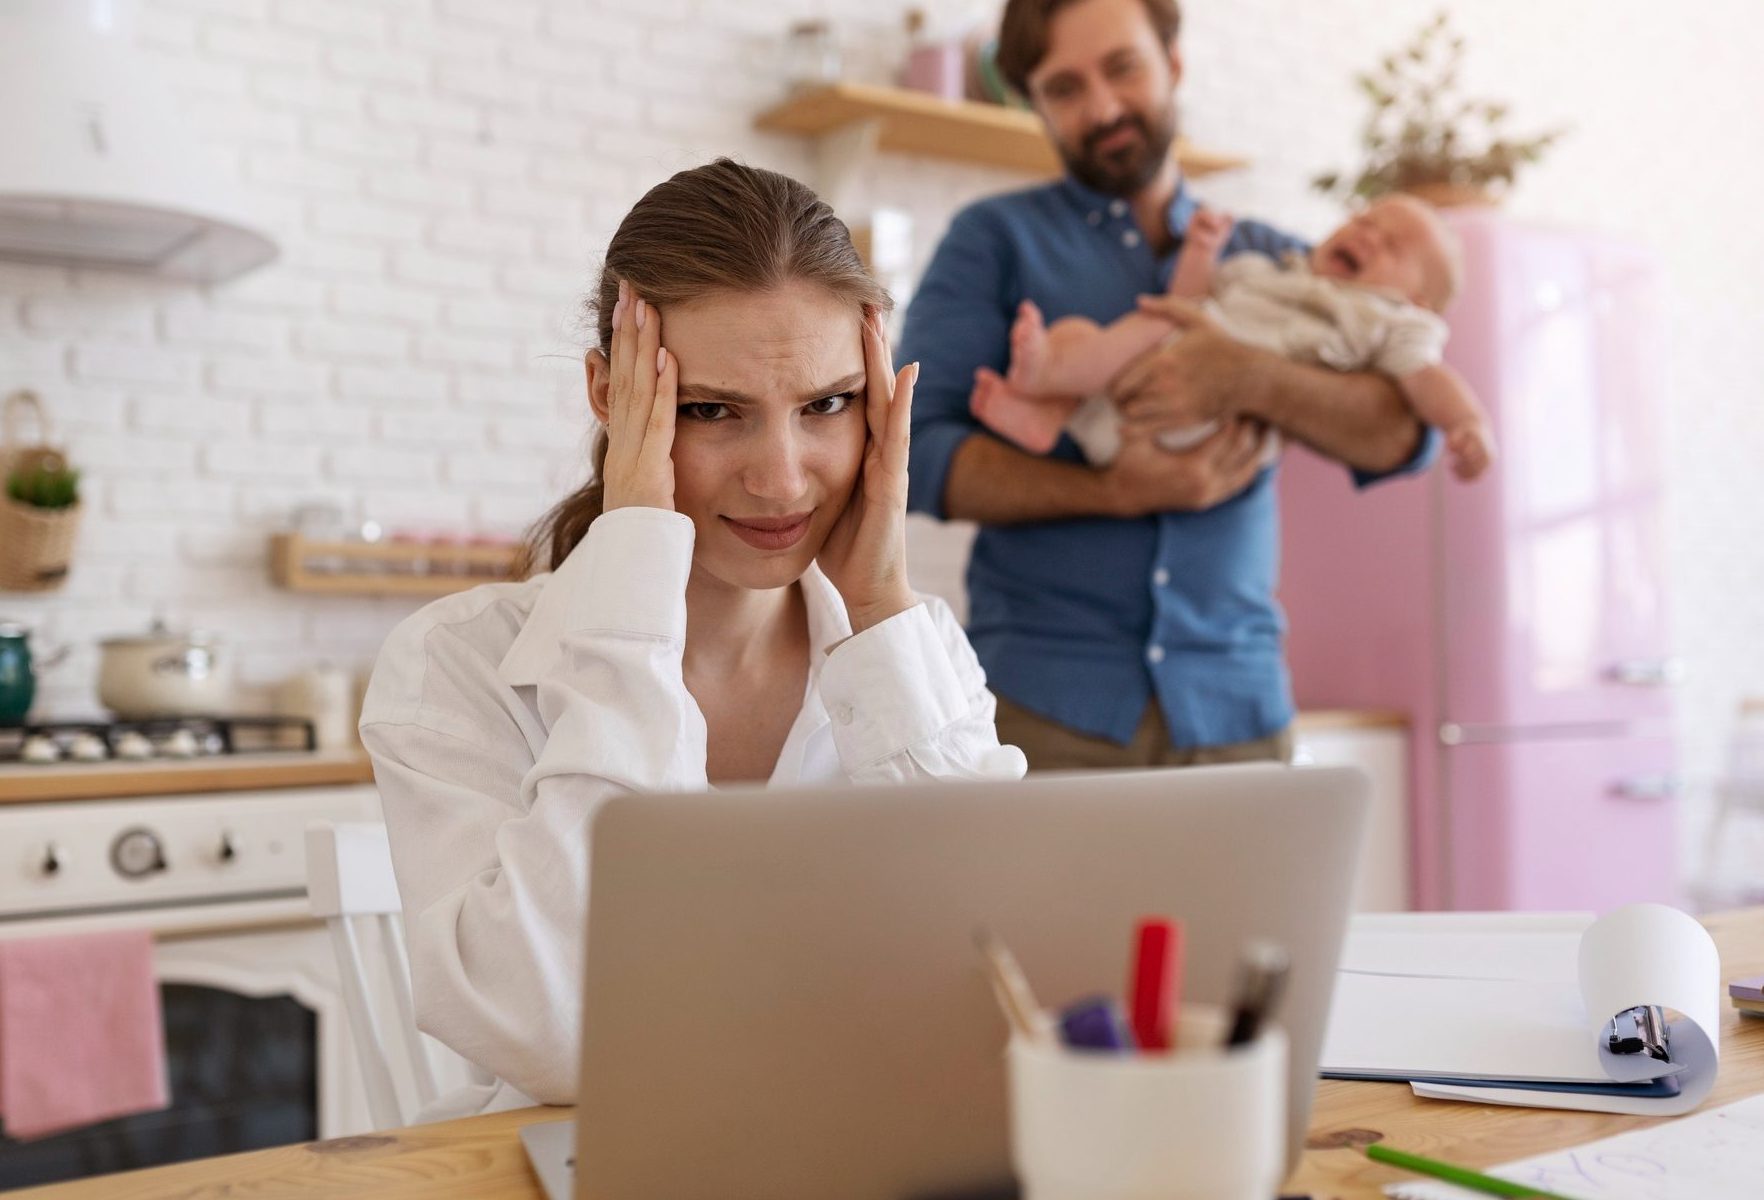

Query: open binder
[[1320, 904, 1721, 1115]]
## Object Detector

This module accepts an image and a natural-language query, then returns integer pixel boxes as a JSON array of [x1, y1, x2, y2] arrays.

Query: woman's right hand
[[601, 279, 679, 513]]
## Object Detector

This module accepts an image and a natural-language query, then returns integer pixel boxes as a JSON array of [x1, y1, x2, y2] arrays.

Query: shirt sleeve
[[361, 508, 706, 1105], [1372, 304, 1451, 378], [817, 593, 1027, 781], [901, 204, 1018, 520]]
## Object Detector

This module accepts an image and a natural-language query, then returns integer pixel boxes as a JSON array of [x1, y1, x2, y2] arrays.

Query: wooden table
[[14, 909, 1764, 1200]]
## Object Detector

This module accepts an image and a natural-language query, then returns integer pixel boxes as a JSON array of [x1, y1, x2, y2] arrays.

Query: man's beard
[[1061, 103, 1180, 197]]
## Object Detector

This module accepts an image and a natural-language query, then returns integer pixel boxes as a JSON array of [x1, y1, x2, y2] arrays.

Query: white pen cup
[[1007, 1003, 1287, 1200]]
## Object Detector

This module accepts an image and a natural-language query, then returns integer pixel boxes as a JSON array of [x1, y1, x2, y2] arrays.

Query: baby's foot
[[1447, 423, 1496, 481], [1005, 299, 1051, 394], [970, 366, 1077, 455]]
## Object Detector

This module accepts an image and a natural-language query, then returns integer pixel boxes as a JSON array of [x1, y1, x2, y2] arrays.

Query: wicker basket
[[1, 390, 83, 593]]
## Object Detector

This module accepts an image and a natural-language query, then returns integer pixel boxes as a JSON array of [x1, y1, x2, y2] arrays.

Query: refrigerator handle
[[1605, 657, 1685, 687], [1609, 774, 1681, 802]]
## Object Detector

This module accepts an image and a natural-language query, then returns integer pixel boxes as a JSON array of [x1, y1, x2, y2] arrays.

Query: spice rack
[[269, 534, 519, 597]]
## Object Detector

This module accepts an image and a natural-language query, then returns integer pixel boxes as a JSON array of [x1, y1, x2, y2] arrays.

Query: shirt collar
[[1058, 174, 1199, 245]]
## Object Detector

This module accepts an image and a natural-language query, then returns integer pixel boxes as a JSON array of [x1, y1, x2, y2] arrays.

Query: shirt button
[[1086, 211, 1102, 226], [1146, 644, 1166, 665], [834, 704, 854, 725], [1122, 230, 1141, 248], [1153, 568, 1170, 587], [1109, 199, 1128, 217]]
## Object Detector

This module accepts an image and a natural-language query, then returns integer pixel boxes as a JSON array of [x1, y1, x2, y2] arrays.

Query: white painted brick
[[251, 67, 366, 115], [283, 239, 389, 280], [442, 450, 543, 487], [79, 520, 185, 562], [428, 216, 535, 258], [545, 80, 642, 127], [155, 0, 270, 17], [360, 487, 473, 526], [223, 272, 329, 314], [71, 345, 200, 389], [257, 399, 376, 440], [442, 297, 548, 335], [487, 110, 586, 152], [246, 150, 362, 195], [416, 332, 516, 370], [335, 364, 450, 407], [67, 431, 198, 474], [235, 484, 343, 525], [201, 20, 323, 68], [311, 199, 424, 242], [456, 372, 562, 412], [436, 0, 540, 33], [502, 39, 591, 80], [474, 490, 551, 531], [390, 248, 496, 291], [178, 525, 276, 567], [52, 563, 134, 603], [435, 63, 542, 109], [22, 298, 155, 341], [324, 43, 429, 89], [132, 394, 253, 436], [374, 408, 487, 446], [367, 172, 475, 211], [303, 606, 407, 650], [57, 391, 131, 434], [201, 439, 326, 479], [293, 321, 411, 363], [489, 413, 577, 450], [136, 7, 200, 50], [208, 356, 331, 398], [424, 138, 532, 178], [330, 284, 441, 325], [129, 563, 266, 603], [307, 118, 421, 164], [368, 91, 484, 137], [158, 306, 287, 354], [644, 94, 747, 137], [498, 263, 589, 303], [328, 444, 436, 484], [272, 0, 389, 42], [164, 59, 253, 101], [389, 16, 499, 62], [646, 24, 737, 65], [108, 477, 236, 518], [478, 183, 559, 223]]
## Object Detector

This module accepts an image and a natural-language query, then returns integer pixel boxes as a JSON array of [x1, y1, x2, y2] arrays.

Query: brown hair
[[996, 0, 1182, 98], [518, 158, 893, 576]]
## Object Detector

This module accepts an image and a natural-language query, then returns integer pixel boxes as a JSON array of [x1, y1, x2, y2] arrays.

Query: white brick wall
[[3, 1, 1761, 889]]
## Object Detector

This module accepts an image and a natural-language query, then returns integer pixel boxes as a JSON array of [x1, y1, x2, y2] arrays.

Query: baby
[[969, 194, 1495, 481]]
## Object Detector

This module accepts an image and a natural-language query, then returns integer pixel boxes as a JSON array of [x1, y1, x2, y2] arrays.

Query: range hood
[[0, 0, 278, 283]]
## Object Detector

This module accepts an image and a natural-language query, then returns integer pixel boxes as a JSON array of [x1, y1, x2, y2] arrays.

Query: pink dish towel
[[0, 929, 169, 1141]]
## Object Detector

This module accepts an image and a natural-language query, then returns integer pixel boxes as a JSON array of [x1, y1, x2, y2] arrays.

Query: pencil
[[974, 928, 1051, 1044], [1366, 1144, 1585, 1200]]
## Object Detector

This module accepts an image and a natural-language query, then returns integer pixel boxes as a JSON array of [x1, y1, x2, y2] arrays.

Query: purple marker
[[1057, 996, 1136, 1053]]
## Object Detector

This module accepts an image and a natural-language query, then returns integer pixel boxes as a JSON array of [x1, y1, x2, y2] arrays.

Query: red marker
[[1128, 917, 1183, 1052]]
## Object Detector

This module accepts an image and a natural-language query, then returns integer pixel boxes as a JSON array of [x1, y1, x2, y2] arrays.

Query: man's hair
[[996, 0, 1182, 97]]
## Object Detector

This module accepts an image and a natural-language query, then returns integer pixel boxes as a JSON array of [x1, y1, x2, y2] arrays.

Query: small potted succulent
[[1313, 12, 1566, 208], [1, 391, 84, 592]]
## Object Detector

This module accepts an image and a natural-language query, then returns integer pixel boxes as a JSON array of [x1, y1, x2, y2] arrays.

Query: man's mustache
[[1083, 116, 1147, 155]]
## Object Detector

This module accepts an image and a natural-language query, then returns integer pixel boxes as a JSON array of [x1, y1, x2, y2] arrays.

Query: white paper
[[1386, 1091, 1764, 1199], [1323, 905, 1718, 1113]]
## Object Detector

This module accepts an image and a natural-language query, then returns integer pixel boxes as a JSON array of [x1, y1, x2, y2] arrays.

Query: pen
[[974, 928, 1051, 1044], [1128, 917, 1182, 1051], [1224, 939, 1289, 1048], [1366, 1144, 1586, 1200]]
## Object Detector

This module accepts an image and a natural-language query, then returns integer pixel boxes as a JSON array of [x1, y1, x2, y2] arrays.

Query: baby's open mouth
[[1331, 246, 1362, 275]]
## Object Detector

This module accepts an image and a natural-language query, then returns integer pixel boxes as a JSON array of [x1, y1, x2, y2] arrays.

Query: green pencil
[[1366, 1143, 1586, 1200]]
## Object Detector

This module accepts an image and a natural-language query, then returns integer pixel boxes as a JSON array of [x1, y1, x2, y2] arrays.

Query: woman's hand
[[816, 309, 918, 634], [601, 280, 680, 513]]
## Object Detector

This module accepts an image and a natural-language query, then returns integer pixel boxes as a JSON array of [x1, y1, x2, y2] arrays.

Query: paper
[[1386, 1091, 1764, 1199], [1323, 905, 1719, 1114]]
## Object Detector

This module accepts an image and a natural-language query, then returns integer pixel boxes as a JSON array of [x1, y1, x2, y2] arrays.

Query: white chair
[[305, 821, 439, 1130]]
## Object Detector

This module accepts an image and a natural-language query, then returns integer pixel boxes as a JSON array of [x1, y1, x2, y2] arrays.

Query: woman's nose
[[743, 425, 809, 502]]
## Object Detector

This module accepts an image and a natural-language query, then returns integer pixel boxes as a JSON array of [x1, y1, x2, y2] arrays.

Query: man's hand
[[1103, 419, 1269, 517], [1109, 295, 1263, 434]]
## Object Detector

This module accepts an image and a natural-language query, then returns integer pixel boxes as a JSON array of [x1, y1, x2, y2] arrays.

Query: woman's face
[[613, 281, 868, 593]]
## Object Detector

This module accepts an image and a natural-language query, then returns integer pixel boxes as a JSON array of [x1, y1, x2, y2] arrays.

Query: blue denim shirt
[[901, 176, 1437, 747]]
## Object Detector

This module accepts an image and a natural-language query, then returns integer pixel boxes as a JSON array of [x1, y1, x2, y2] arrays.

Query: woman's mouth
[[722, 512, 813, 550]]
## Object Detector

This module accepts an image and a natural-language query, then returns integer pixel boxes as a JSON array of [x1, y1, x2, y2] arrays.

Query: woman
[[360, 159, 1026, 1116]]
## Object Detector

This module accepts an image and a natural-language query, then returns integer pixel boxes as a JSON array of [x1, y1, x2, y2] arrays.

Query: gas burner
[[0, 716, 317, 766]]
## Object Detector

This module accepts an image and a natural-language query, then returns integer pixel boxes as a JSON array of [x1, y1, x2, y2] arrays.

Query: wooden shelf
[[755, 82, 1248, 179], [269, 534, 519, 598], [0, 752, 376, 805]]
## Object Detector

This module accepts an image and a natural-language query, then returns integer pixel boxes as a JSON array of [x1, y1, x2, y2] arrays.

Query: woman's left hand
[[816, 308, 918, 635]]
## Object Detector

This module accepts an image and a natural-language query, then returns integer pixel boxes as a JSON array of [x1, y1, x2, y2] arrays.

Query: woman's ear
[[585, 349, 612, 425]]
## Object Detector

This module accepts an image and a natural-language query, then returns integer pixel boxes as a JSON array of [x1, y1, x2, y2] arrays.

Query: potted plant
[[1313, 12, 1566, 208], [1, 391, 84, 592]]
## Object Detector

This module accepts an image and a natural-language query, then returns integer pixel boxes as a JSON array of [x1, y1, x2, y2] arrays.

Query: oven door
[[0, 910, 372, 1189]]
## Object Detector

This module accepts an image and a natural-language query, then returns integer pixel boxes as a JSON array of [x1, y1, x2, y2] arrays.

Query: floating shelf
[[269, 534, 519, 598], [755, 82, 1249, 179]]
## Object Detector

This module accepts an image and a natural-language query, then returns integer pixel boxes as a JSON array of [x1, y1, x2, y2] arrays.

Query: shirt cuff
[[906, 416, 979, 520], [818, 602, 971, 768], [1351, 422, 1440, 489], [555, 507, 695, 639]]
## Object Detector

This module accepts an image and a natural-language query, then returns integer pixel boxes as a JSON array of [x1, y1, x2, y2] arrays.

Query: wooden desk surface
[[14, 908, 1764, 1200]]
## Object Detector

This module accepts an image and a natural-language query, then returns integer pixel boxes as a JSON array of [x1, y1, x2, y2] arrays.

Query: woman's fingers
[[880, 361, 916, 492], [861, 308, 895, 446], [643, 345, 677, 468]]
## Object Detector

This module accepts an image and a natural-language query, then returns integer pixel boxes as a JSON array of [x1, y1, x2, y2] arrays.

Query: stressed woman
[[359, 159, 1026, 1116]]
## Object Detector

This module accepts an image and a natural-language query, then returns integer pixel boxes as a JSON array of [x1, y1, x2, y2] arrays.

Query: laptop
[[522, 764, 1368, 1198]]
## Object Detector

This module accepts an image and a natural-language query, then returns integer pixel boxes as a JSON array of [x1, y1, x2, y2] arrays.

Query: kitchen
[[3, 0, 1763, 1192]]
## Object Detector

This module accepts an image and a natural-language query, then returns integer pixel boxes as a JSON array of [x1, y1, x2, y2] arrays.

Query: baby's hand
[[1446, 423, 1496, 481], [1186, 207, 1236, 251]]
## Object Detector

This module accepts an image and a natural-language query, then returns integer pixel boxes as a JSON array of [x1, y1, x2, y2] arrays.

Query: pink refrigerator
[[1278, 211, 1679, 912]]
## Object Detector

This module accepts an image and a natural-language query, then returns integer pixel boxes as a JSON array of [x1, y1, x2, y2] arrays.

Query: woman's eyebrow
[[676, 372, 865, 404]]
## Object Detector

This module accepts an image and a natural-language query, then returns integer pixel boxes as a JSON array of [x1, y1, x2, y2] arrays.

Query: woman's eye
[[805, 392, 857, 416], [679, 402, 730, 422]]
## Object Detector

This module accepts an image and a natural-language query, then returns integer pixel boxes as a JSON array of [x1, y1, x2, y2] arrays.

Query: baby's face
[[1312, 196, 1450, 310]]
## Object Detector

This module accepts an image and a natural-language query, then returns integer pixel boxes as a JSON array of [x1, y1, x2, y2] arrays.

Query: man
[[901, 0, 1435, 770]]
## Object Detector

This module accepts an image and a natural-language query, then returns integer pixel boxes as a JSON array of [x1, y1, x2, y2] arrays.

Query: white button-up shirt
[[360, 507, 1026, 1115]]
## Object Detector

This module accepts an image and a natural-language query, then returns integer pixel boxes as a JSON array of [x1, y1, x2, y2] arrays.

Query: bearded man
[[902, 0, 1438, 769]]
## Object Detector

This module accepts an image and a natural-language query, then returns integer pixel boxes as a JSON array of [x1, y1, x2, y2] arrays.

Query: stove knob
[[40, 843, 63, 876], [216, 831, 238, 864], [111, 828, 167, 879]]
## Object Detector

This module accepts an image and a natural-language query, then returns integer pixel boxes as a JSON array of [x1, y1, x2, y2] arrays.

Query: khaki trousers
[[994, 695, 1294, 772]]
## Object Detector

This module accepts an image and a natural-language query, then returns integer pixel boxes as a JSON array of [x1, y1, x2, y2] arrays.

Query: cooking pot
[[98, 621, 234, 718], [0, 620, 68, 726]]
